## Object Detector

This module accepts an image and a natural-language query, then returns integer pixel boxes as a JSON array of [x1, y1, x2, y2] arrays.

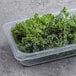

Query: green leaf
[[11, 7, 76, 53]]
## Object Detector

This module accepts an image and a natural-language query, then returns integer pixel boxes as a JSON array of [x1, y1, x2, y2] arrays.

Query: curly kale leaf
[[11, 7, 76, 53]]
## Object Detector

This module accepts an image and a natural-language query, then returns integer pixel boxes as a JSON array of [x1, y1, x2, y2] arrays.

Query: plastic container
[[3, 8, 76, 66]]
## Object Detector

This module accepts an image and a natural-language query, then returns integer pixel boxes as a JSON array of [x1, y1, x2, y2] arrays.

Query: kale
[[11, 7, 76, 53]]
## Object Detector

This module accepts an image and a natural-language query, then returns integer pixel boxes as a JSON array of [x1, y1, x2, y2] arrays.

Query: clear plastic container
[[3, 8, 76, 66]]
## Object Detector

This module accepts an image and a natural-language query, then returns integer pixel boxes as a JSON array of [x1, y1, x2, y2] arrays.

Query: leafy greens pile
[[11, 7, 76, 53]]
